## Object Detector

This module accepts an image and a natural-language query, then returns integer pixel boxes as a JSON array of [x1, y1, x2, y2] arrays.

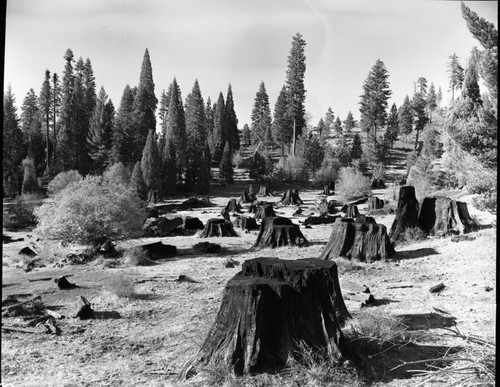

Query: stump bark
[[389, 186, 419, 244], [280, 189, 304, 205], [199, 218, 239, 238], [344, 204, 360, 218], [367, 196, 385, 211], [258, 186, 274, 196], [319, 218, 394, 262], [254, 217, 309, 248], [239, 190, 255, 203], [253, 204, 276, 219], [180, 257, 351, 377], [234, 216, 259, 231], [224, 198, 243, 213], [418, 196, 476, 237]]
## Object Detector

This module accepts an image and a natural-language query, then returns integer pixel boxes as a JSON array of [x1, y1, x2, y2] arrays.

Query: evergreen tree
[[412, 86, 429, 151], [164, 78, 186, 178], [398, 95, 414, 139], [205, 97, 214, 155], [250, 81, 273, 147], [241, 123, 251, 147], [210, 92, 225, 164], [219, 141, 234, 183], [323, 107, 334, 138], [72, 59, 92, 174], [271, 85, 292, 156], [51, 72, 61, 167], [461, 56, 482, 105], [162, 138, 177, 195], [132, 49, 157, 162], [427, 83, 438, 122], [303, 135, 325, 173], [22, 156, 40, 194], [343, 111, 356, 134], [437, 86, 443, 108], [21, 89, 44, 176], [336, 136, 352, 167], [130, 161, 148, 200], [285, 33, 307, 154], [359, 59, 392, 140], [461, 2, 497, 50], [140, 129, 161, 192], [448, 53, 465, 101], [88, 87, 114, 173], [385, 103, 399, 148], [225, 84, 240, 153], [316, 118, 326, 139], [39, 70, 52, 170], [350, 132, 363, 160], [333, 117, 343, 137], [416, 77, 428, 96], [112, 85, 136, 165]]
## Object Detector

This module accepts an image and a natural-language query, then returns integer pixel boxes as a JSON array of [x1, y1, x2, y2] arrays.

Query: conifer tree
[[303, 135, 324, 173], [336, 136, 352, 167], [316, 118, 326, 139], [140, 129, 161, 192], [162, 138, 177, 195], [88, 87, 114, 173], [210, 92, 225, 164], [241, 123, 251, 147], [164, 78, 186, 178], [461, 56, 482, 105], [250, 81, 272, 147], [21, 89, 44, 176], [72, 59, 92, 174], [343, 111, 356, 134], [426, 83, 438, 122], [130, 161, 148, 200], [219, 141, 234, 183], [225, 84, 240, 153], [333, 117, 343, 137], [272, 85, 292, 156], [350, 132, 363, 160], [205, 97, 214, 155], [112, 85, 136, 165], [21, 156, 40, 194], [57, 49, 75, 171], [398, 95, 414, 140], [132, 49, 157, 162], [412, 85, 429, 151], [323, 107, 334, 138], [437, 86, 443, 108], [448, 53, 465, 101], [51, 72, 61, 167], [385, 103, 399, 148], [39, 70, 52, 170]]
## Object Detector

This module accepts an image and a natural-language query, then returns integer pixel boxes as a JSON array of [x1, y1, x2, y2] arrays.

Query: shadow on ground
[[392, 247, 439, 261]]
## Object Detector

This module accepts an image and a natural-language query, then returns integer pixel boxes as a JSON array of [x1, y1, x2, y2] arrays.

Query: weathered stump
[[367, 196, 385, 211], [371, 179, 386, 189], [142, 217, 183, 236], [182, 216, 204, 231], [239, 190, 255, 203], [418, 196, 476, 237], [344, 204, 360, 218], [389, 186, 419, 243], [180, 257, 351, 377], [131, 241, 177, 259], [234, 216, 259, 231], [258, 186, 274, 196], [253, 204, 276, 219], [224, 198, 243, 213], [315, 198, 338, 216], [280, 189, 304, 206], [319, 217, 394, 262], [254, 217, 309, 248], [199, 218, 239, 238], [304, 215, 340, 226], [193, 242, 221, 254]]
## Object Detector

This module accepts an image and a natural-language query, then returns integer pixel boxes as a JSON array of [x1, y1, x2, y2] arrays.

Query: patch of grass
[[106, 274, 137, 298], [335, 258, 365, 274], [400, 226, 427, 244], [345, 310, 409, 343], [472, 193, 497, 214], [123, 246, 154, 266]]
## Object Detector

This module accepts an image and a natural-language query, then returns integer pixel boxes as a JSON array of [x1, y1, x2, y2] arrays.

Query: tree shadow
[[397, 312, 457, 331], [392, 247, 439, 261], [94, 310, 122, 319]]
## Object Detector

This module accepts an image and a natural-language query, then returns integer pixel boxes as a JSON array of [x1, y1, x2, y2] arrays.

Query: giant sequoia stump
[[234, 216, 259, 231], [224, 199, 243, 213], [389, 186, 419, 243], [253, 204, 276, 219], [319, 218, 394, 262], [198, 219, 239, 238], [258, 186, 275, 196], [239, 190, 255, 204], [180, 257, 351, 377], [280, 189, 304, 205], [254, 217, 309, 248], [367, 196, 385, 211], [418, 196, 476, 236]]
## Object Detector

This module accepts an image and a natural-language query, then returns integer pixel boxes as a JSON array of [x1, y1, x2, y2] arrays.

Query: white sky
[[4, 0, 498, 129]]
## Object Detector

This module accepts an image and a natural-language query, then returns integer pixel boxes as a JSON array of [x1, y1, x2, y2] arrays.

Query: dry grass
[[345, 309, 409, 344], [106, 274, 137, 298], [123, 246, 155, 266]]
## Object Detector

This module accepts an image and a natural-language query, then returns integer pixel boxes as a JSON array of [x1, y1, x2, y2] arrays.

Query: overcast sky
[[4, 0, 498, 129]]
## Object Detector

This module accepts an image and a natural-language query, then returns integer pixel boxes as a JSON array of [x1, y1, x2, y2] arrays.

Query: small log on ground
[[199, 219, 239, 238], [180, 197, 212, 210], [234, 216, 259, 231], [130, 242, 177, 259], [182, 216, 204, 231], [254, 217, 309, 248], [280, 189, 304, 206], [224, 199, 242, 213], [73, 296, 94, 319], [304, 215, 340, 226], [239, 190, 255, 203], [253, 204, 276, 219], [389, 186, 419, 244], [367, 196, 384, 211], [344, 204, 360, 218], [258, 186, 274, 196], [193, 242, 221, 254], [143, 217, 183, 236], [54, 276, 76, 290], [319, 217, 394, 262], [2, 295, 44, 317], [371, 179, 386, 189], [418, 196, 476, 237], [180, 257, 351, 377]]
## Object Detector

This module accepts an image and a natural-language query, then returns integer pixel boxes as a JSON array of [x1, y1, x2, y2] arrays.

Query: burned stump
[[182, 216, 204, 231], [344, 204, 360, 218], [254, 217, 309, 248], [129, 242, 177, 260], [258, 186, 274, 196], [418, 196, 476, 237], [199, 219, 239, 238], [371, 179, 386, 189], [319, 218, 394, 262], [234, 216, 259, 231], [280, 189, 304, 206], [193, 242, 221, 254], [180, 257, 351, 377], [253, 204, 276, 220], [224, 198, 243, 213], [367, 196, 385, 211], [239, 190, 255, 203], [389, 186, 419, 244]]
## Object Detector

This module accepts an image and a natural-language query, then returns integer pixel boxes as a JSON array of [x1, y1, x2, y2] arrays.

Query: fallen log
[[429, 283, 445, 293]]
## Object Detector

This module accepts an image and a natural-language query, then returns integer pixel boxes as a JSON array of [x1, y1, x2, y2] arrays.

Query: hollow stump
[[180, 257, 351, 378], [254, 217, 309, 248]]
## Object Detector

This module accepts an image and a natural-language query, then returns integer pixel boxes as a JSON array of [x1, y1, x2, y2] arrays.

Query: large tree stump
[[239, 190, 255, 204], [182, 216, 204, 231], [371, 179, 386, 189], [234, 216, 259, 231], [253, 204, 276, 219], [319, 218, 394, 262], [130, 241, 177, 259], [258, 186, 274, 196], [389, 186, 419, 243], [180, 197, 212, 210], [254, 217, 309, 248], [304, 215, 340, 226], [367, 196, 384, 211], [418, 197, 476, 237], [280, 189, 304, 206], [199, 219, 239, 238], [224, 199, 243, 213], [180, 257, 351, 377], [344, 204, 360, 218]]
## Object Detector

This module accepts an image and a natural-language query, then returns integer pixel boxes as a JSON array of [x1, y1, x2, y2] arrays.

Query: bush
[[34, 175, 146, 248], [123, 247, 153, 266], [271, 155, 309, 184], [472, 192, 497, 214], [407, 156, 435, 201], [400, 226, 427, 243], [372, 163, 386, 180], [337, 167, 371, 201], [103, 162, 131, 188], [47, 170, 83, 196], [3, 193, 45, 228], [313, 159, 340, 188]]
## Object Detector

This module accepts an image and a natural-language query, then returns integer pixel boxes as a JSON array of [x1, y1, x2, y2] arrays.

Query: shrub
[[400, 226, 427, 243], [313, 159, 340, 188], [272, 155, 309, 184], [47, 170, 83, 196], [103, 162, 131, 188], [3, 193, 45, 228], [351, 154, 369, 173], [372, 162, 386, 180], [123, 247, 153, 266], [337, 167, 371, 201], [407, 156, 435, 201], [34, 175, 146, 249], [472, 192, 497, 214], [347, 310, 408, 342]]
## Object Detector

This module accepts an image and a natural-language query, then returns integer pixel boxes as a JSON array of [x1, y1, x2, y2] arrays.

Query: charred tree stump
[[253, 204, 276, 219], [199, 218, 239, 238], [344, 204, 360, 218], [180, 257, 351, 378], [143, 217, 183, 236], [280, 189, 304, 206], [239, 190, 253, 203], [371, 179, 386, 189], [304, 215, 340, 226], [224, 199, 243, 213], [319, 218, 394, 262], [389, 186, 419, 243], [234, 216, 259, 231], [254, 217, 309, 248], [367, 196, 384, 211], [418, 197, 476, 237], [182, 216, 204, 231]]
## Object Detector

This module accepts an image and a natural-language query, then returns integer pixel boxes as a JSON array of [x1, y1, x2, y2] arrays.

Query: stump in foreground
[[319, 217, 394, 262], [418, 196, 476, 236], [389, 186, 419, 243], [180, 257, 351, 378], [234, 216, 259, 231], [198, 218, 239, 238], [258, 186, 275, 196], [239, 190, 255, 203], [280, 189, 304, 206], [254, 217, 309, 248], [344, 204, 360, 218], [253, 204, 276, 219]]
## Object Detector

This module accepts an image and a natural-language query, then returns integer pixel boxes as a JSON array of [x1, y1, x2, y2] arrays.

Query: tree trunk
[[239, 190, 254, 203], [224, 198, 242, 213], [253, 204, 276, 219], [344, 204, 360, 218], [280, 189, 303, 206], [234, 216, 259, 231], [258, 186, 274, 196], [320, 218, 394, 262], [180, 257, 351, 378], [254, 217, 309, 248], [389, 186, 419, 244], [371, 179, 386, 189], [199, 218, 239, 238]]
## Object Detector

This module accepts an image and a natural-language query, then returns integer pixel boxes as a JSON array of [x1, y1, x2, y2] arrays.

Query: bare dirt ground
[[2, 174, 496, 386]]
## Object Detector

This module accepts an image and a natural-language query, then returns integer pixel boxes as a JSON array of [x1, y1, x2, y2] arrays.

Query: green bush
[[272, 155, 309, 184], [47, 170, 83, 196], [472, 192, 497, 214], [407, 156, 435, 201], [3, 193, 45, 228], [313, 159, 340, 188], [401, 226, 427, 243], [34, 175, 146, 248], [337, 167, 371, 201], [103, 162, 131, 188]]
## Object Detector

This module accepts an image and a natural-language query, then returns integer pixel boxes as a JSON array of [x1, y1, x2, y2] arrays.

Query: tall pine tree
[[448, 53, 465, 101], [21, 89, 44, 176], [272, 85, 292, 156], [398, 95, 414, 140], [225, 84, 240, 153], [219, 141, 234, 183], [140, 129, 161, 192], [164, 78, 186, 178], [88, 87, 114, 173], [343, 111, 356, 134], [209, 92, 225, 164], [385, 103, 399, 148], [250, 81, 272, 147], [112, 85, 136, 165], [39, 70, 52, 170]]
